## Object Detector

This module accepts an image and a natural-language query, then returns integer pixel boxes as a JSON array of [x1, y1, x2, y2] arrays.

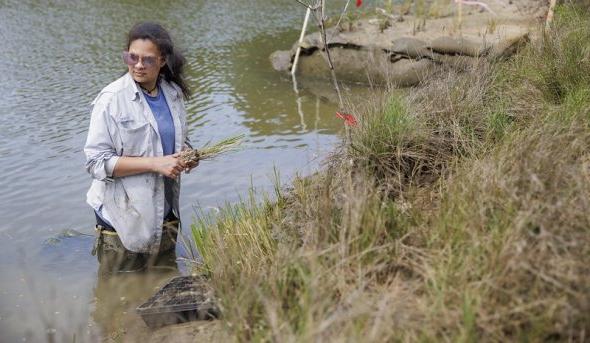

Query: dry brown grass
[[191, 5, 590, 342], [418, 113, 590, 341]]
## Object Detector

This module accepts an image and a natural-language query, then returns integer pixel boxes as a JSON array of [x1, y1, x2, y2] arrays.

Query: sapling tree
[[293, 0, 362, 139]]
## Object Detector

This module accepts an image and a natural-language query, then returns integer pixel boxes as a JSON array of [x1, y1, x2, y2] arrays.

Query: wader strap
[[162, 219, 179, 232], [95, 225, 119, 236]]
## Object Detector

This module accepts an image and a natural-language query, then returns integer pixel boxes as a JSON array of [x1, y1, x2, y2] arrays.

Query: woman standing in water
[[84, 22, 197, 273]]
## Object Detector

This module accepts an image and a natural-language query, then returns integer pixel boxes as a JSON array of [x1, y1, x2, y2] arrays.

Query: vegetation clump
[[192, 6, 590, 342]]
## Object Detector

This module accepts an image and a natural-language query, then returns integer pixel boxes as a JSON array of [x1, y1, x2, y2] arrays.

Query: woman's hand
[[151, 154, 187, 179]]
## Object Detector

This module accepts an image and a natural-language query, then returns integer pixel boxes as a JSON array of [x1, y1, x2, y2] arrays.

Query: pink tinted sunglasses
[[122, 51, 160, 68]]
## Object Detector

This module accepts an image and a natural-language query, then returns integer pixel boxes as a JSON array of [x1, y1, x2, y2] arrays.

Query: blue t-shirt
[[145, 87, 175, 156], [145, 86, 176, 216]]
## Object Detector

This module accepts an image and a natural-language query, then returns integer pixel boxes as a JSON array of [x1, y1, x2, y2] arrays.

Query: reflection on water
[[92, 262, 178, 342], [0, 0, 349, 341]]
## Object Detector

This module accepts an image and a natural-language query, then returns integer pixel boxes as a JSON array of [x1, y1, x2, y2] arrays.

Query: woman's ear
[[160, 57, 167, 68]]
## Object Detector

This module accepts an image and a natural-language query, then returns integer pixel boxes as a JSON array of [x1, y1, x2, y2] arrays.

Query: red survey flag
[[336, 112, 358, 126]]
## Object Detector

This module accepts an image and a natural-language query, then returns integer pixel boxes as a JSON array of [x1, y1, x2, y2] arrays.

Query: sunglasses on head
[[122, 51, 160, 68]]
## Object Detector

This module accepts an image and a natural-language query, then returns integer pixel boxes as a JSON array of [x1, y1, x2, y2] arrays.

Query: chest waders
[[92, 217, 179, 275]]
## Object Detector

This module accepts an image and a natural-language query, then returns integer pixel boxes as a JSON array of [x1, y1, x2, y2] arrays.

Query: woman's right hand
[[151, 154, 187, 179]]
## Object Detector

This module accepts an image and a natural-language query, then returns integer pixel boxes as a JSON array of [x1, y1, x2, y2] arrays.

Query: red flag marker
[[336, 112, 358, 126], [356, 0, 362, 7]]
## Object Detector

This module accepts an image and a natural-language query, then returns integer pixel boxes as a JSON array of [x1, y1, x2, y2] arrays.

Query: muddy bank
[[272, 0, 549, 86]]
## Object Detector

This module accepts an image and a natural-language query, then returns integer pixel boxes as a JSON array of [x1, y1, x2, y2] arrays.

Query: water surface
[[0, 0, 349, 340]]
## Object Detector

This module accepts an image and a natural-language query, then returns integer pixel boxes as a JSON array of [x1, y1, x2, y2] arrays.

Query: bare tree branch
[[293, 0, 346, 110], [292, 0, 353, 143], [295, 0, 321, 10]]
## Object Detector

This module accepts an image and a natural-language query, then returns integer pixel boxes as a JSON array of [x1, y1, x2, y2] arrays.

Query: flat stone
[[391, 37, 433, 59], [430, 36, 489, 57]]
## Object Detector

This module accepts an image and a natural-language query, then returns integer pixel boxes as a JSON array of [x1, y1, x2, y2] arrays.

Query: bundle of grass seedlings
[[179, 134, 244, 164]]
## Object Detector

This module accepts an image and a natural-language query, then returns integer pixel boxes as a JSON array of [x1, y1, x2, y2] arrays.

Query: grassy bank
[[192, 6, 590, 342]]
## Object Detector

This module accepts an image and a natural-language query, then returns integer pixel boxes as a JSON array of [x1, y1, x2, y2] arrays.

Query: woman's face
[[125, 39, 166, 86]]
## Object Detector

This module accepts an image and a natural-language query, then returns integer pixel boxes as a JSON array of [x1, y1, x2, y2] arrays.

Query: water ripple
[[0, 0, 345, 340]]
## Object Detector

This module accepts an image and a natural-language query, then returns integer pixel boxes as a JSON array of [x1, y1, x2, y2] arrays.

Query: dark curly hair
[[127, 22, 191, 100]]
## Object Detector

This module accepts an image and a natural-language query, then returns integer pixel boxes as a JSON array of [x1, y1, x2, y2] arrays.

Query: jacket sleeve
[[84, 92, 120, 181]]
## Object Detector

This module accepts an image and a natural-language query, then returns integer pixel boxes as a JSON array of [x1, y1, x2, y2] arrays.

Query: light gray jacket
[[84, 73, 190, 253]]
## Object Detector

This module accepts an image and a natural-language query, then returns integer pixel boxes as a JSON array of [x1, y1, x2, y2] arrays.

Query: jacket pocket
[[119, 120, 151, 157]]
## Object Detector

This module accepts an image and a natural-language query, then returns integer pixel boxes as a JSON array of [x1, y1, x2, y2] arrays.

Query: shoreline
[[187, 3, 590, 341]]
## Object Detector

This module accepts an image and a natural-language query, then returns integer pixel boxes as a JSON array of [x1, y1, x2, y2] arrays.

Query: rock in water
[[271, 1, 537, 87]]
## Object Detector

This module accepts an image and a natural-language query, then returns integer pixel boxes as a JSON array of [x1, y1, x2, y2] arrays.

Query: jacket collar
[[160, 79, 181, 101]]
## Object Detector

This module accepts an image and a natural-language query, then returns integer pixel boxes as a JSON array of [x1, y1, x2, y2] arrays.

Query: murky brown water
[[0, 0, 361, 341]]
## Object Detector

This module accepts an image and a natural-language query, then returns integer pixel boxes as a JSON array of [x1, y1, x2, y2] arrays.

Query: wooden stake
[[292, 7, 312, 76]]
